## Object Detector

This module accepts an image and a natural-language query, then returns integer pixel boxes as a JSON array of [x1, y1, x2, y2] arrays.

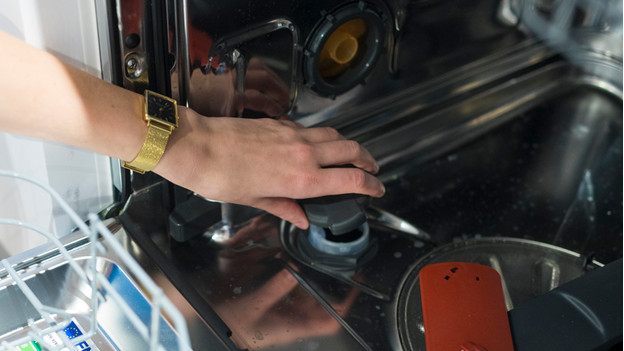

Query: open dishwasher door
[[0, 2, 233, 351], [12, 0, 614, 350]]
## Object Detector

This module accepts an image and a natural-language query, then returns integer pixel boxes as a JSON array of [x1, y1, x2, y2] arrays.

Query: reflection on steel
[[534, 258, 561, 292], [184, 18, 301, 118], [367, 206, 431, 242], [487, 255, 514, 310], [119, 64, 622, 349], [114, 0, 149, 93], [109, 0, 623, 349]]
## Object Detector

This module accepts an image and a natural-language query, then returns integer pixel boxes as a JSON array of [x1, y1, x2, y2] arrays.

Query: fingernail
[[379, 183, 386, 196], [296, 220, 309, 230]]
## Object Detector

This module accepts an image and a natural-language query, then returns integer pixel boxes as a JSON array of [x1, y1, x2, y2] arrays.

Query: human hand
[[153, 110, 385, 229], [0, 30, 382, 228]]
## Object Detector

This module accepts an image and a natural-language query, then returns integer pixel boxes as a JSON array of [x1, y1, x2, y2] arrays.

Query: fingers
[[297, 126, 345, 143], [296, 126, 379, 174], [300, 167, 385, 199], [253, 197, 309, 229], [277, 119, 304, 128], [313, 139, 379, 174], [278, 124, 384, 199], [323, 167, 385, 197]]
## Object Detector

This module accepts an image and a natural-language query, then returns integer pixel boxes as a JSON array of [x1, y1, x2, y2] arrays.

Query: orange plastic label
[[419, 262, 514, 351]]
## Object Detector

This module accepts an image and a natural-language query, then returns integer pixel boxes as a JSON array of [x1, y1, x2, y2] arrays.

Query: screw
[[126, 58, 138, 70], [125, 54, 143, 79]]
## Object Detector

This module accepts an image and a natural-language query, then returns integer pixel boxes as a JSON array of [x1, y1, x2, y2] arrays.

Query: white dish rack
[[518, 0, 622, 74], [0, 170, 191, 351]]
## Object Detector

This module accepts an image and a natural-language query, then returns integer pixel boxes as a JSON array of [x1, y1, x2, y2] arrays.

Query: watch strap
[[122, 123, 171, 174]]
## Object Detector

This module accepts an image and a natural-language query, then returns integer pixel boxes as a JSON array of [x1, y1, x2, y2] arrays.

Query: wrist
[[122, 90, 179, 174], [152, 105, 194, 176], [151, 106, 220, 195], [120, 93, 148, 162]]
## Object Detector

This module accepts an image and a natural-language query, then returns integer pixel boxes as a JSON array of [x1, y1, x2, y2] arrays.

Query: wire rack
[[0, 170, 192, 351], [517, 0, 622, 72]]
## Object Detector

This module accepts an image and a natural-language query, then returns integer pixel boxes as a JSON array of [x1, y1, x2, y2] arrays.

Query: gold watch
[[122, 90, 179, 174]]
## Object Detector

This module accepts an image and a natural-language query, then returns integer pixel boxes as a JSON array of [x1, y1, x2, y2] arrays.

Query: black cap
[[299, 194, 370, 235]]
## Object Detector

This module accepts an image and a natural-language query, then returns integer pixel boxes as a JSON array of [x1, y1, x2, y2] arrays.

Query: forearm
[[0, 31, 144, 162], [0, 31, 385, 229]]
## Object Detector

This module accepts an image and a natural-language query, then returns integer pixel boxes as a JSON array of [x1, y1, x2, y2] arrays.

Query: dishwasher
[[1, 0, 621, 350]]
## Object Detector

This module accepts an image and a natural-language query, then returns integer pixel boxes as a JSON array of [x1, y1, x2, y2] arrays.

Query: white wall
[[0, 0, 114, 259]]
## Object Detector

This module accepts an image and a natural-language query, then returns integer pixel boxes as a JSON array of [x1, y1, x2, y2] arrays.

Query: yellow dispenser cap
[[324, 29, 359, 64], [319, 19, 367, 79]]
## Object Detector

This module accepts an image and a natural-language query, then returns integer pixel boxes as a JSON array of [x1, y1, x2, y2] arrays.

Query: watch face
[[146, 91, 178, 126]]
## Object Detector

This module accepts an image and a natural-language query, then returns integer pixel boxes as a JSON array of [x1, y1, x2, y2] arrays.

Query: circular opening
[[324, 226, 365, 243], [303, 2, 386, 96], [308, 223, 370, 255]]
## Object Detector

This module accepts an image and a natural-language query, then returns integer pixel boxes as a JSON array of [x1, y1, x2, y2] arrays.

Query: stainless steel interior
[[2, 0, 617, 350], [118, 42, 622, 351], [108, 0, 623, 349]]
